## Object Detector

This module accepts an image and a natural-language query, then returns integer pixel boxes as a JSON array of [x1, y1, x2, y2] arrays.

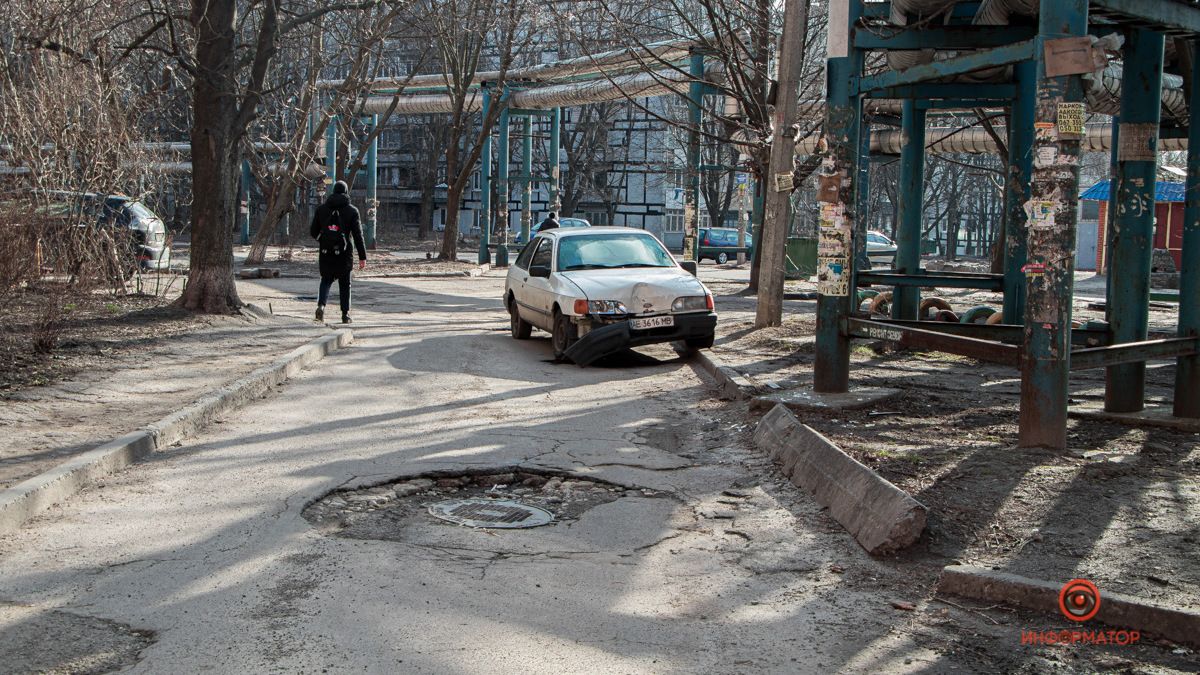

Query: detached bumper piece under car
[[564, 312, 717, 366]]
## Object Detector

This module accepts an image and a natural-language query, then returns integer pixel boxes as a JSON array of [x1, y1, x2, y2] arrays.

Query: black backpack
[[318, 207, 348, 255]]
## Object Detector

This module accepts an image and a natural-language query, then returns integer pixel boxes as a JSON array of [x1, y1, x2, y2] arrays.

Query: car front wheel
[[552, 310, 577, 360], [509, 299, 532, 339]]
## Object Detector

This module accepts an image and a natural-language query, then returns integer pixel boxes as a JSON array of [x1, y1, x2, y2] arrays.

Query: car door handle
[[522, 276, 528, 282]]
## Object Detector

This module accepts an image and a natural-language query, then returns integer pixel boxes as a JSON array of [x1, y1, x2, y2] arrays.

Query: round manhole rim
[[427, 498, 554, 529]]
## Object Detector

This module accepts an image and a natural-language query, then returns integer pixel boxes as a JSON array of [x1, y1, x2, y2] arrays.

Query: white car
[[504, 227, 717, 364], [867, 230, 897, 268]]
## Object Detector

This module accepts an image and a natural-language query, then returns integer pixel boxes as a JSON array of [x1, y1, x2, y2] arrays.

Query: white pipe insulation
[[794, 122, 1189, 155], [316, 35, 705, 90], [360, 67, 705, 114]]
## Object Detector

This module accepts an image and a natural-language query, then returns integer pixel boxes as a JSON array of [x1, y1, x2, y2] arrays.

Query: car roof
[[540, 226, 655, 238]]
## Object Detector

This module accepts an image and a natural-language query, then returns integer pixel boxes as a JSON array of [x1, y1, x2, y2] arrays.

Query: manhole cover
[[428, 498, 553, 529]]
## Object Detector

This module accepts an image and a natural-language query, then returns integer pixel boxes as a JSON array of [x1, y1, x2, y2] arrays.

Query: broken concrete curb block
[[753, 404, 926, 555], [677, 346, 755, 400], [939, 565, 1200, 648], [750, 386, 901, 413]]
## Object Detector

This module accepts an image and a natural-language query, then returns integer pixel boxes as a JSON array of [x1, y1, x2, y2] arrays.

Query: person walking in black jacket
[[537, 212, 560, 232], [310, 181, 367, 323]]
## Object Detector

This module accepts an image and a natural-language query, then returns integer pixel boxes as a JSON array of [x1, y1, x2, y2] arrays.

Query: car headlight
[[574, 299, 628, 315], [672, 295, 712, 312]]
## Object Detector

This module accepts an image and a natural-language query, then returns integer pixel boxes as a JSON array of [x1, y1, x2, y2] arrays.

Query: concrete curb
[[679, 346, 758, 400], [753, 404, 927, 555], [939, 565, 1200, 648], [0, 330, 353, 536]]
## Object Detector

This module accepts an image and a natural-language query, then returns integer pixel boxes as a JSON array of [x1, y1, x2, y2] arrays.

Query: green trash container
[[785, 237, 817, 279]]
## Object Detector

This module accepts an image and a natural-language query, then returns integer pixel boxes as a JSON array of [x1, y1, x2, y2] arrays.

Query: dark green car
[[698, 227, 753, 264]]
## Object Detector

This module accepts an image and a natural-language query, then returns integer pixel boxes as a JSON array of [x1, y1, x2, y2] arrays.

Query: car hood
[[560, 267, 708, 315]]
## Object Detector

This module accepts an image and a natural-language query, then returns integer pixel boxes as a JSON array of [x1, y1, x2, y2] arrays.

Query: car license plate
[[631, 315, 674, 330]]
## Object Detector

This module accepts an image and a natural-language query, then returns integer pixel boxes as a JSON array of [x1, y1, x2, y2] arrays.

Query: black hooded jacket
[[310, 192, 367, 264]]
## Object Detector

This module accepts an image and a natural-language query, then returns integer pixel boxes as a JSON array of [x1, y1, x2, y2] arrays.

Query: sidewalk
[[0, 302, 337, 491]]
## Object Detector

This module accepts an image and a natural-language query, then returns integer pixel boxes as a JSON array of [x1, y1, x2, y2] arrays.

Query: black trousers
[[317, 256, 352, 314]]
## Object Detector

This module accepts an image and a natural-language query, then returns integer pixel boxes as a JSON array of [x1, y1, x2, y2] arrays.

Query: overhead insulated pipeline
[[359, 67, 704, 115], [879, 0, 1189, 124], [316, 35, 706, 91], [795, 123, 1188, 156]]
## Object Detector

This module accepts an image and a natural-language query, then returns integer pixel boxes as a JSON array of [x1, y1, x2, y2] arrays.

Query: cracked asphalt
[[3, 271, 1171, 673]]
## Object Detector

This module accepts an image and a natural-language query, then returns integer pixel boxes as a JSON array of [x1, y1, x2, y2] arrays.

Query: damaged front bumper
[[564, 312, 717, 366]]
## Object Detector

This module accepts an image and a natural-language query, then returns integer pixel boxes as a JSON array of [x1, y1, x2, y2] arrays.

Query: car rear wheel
[[509, 299, 532, 340], [685, 333, 715, 350], [716, 252, 729, 265], [552, 310, 577, 359]]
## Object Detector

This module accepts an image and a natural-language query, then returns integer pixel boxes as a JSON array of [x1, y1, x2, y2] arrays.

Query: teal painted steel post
[[521, 115, 533, 244], [1002, 60, 1035, 325], [892, 100, 926, 320], [854, 120, 871, 286], [478, 91, 492, 265], [814, 0, 863, 393], [684, 52, 705, 262], [1105, 29, 1165, 413], [549, 108, 562, 213], [324, 117, 338, 194], [1017, 0, 1088, 449], [1175, 40, 1200, 418], [239, 159, 252, 245], [365, 114, 378, 249], [495, 105, 511, 267]]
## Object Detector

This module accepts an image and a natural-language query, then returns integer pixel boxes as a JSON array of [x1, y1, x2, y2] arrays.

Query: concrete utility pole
[[756, 0, 808, 328]]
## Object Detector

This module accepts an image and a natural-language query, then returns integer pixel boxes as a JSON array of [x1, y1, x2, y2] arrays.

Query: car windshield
[[124, 201, 157, 222], [557, 233, 676, 271]]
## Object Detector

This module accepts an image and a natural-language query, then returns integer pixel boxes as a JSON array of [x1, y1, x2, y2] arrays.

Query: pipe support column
[[814, 0, 863, 392], [893, 101, 925, 320], [1174, 40, 1200, 417], [495, 105, 511, 267], [1003, 60, 1035, 324], [478, 92, 492, 265], [1018, 0, 1088, 449], [549, 108, 562, 213], [1106, 29, 1166, 413]]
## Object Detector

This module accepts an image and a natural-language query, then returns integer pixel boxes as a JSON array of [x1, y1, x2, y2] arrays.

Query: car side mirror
[[680, 261, 698, 276], [529, 264, 551, 278]]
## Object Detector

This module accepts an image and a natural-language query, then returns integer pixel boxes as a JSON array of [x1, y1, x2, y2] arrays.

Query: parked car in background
[[866, 230, 897, 269], [504, 227, 717, 364], [41, 191, 172, 271], [515, 216, 590, 245], [697, 227, 753, 264]]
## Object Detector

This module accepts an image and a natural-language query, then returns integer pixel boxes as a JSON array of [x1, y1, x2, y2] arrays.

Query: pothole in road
[[303, 468, 669, 542]]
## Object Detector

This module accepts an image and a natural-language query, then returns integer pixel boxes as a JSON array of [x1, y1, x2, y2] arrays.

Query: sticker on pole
[[818, 257, 849, 296], [1024, 200, 1057, 230], [774, 172, 795, 193], [1056, 102, 1085, 136]]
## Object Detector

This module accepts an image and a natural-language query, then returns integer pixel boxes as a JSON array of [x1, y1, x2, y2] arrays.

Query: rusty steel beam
[[1072, 337, 1200, 371], [868, 319, 1109, 346], [847, 318, 1021, 367], [861, 271, 1004, 291]]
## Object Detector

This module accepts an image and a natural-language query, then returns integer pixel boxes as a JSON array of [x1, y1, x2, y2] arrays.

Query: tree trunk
[[178, 0, 243, 314], [418, 178, 435, 240], [440, 181, 463, 261]]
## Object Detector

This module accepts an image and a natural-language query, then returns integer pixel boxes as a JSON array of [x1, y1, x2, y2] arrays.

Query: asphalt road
[[0, 272, 981, 673]]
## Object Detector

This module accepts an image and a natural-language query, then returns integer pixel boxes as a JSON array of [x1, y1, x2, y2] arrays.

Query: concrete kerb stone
[[677, 346, 758, 400], [0, 330, 353, 536], [753, 404, 927, 555], [939, 565, 1200, 648]]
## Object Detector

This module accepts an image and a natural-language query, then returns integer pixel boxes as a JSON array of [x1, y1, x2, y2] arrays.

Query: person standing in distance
[[537, 211, 560, 232], [310, 180, 366, 324]]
